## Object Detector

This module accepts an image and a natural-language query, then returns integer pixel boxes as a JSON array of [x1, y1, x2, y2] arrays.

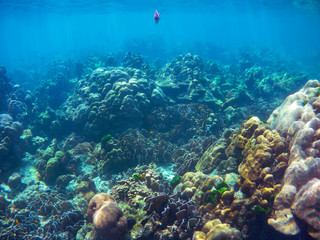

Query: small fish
[[140, 173, 146, 178], [150, 130, 154, 134], [154, 10, 160, 24], [147, 138, 150, 141], [16, 219, 20, 225], [92, 120, 96, 123], [198, 104, 204, 109]]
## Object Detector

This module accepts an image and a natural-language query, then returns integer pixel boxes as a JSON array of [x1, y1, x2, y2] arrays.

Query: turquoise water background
[[0, 0, 320, 73]]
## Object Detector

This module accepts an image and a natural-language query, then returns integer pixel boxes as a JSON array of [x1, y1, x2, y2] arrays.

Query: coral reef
[[200, 218, 241, 240], [156, 54, 224, 109], [60, 67, 155, 139], [0, 66, 13, 112], [195, 128, 234, 174], [0, 114, 24, 174], [0, 49, 317, 240], [174, 116, 288, 238], [0, 186, 84, 239], [267, 80, 320, 238], [111, 167, 170, 203], [87, 193, 128, 240], [136, 192, 203, 240]]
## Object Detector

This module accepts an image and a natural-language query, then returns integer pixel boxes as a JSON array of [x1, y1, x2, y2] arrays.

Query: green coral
[[101, 134, 112, 143], [132, 173, 143, 181], [218, 187, 228, 197], [170, 176, 181, 187], [216, 181, 229, 190], [269, 194, 277, 204], [205, 182, 229, 206], [207, 193, 217, 206], [252, 205, 271, 215]]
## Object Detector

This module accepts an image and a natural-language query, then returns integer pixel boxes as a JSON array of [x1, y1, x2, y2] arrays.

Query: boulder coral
[[87, 193, 127, 240], [237, 117, 287, 182], [177, 118, 288, 238], [60, 67, 157, 138], [267, 80, 320, 237], [195, 129, 237, 174], [0, 66, 12, 112], [0, 114, 24, 172], [156, 54, 224, 108], [201, 219, 241, 240]]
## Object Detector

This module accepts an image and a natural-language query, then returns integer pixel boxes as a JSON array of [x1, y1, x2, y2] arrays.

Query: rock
[[56, 174, 75, 187], [8, 172, 22, 189], [0, 194, 10, 211]]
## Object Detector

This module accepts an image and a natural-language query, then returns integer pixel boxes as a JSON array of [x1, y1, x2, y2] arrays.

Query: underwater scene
[[1, 0, 320, 239]]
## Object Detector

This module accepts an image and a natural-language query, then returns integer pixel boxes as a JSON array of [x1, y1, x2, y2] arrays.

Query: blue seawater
[[1, 0, 320, 74]]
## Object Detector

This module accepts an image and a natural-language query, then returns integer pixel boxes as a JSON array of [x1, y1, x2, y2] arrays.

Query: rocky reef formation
[[0, 66, 13, 112], [267, 80, 320, 238], [140, 192, 203, 240], [195, 128, 235, 174], [87, 193, 127, 240], [0, 50, 317, 240], [174, 116, 290, 238], [156, 54, 224, 109], [0, 184, 84, 239], [60, 67, 156, 139], [0, 114, 24, 173]]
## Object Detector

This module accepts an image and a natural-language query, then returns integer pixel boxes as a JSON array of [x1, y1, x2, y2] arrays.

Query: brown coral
[[238, 125, 286, 182], [87, 193, 127, 240]]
